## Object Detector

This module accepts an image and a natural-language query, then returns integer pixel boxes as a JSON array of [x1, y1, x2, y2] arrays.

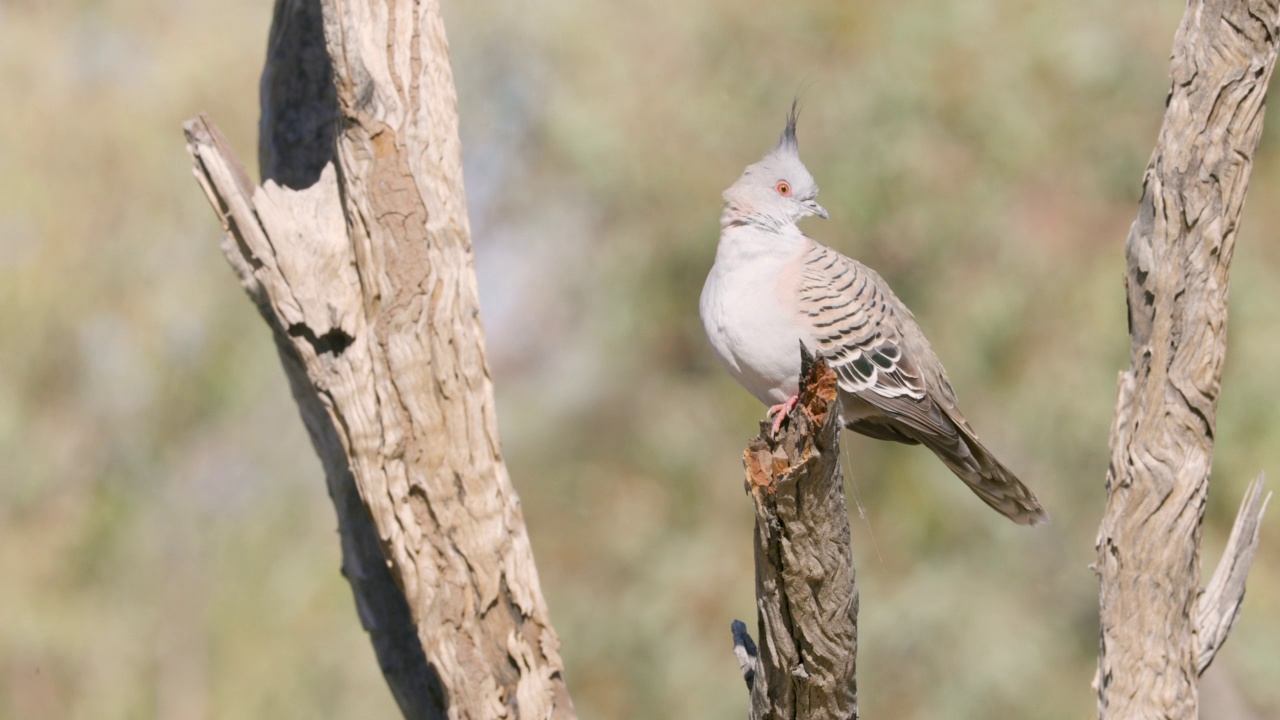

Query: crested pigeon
[[700, 105, 1047, 526]]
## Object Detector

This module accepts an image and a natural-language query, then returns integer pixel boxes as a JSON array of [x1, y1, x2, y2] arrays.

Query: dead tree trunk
[[732, 351, 859, 720], [183, 0, 575, 717], [1095, 0, 1275, 716]]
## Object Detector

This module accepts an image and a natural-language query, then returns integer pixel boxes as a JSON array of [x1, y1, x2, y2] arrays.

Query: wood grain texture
[[735, 351, 858, 720], [1095, 1, 1278, 716], [1197, 474, 1270, 675], [184, 1, 574, 717], [255, 4, 445, 714]]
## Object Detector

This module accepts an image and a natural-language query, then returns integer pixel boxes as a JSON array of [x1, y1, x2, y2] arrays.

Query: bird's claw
[[766, 395, 800, 437]]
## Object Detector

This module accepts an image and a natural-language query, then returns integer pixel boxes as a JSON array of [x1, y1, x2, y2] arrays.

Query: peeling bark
[[183, 1, 574, 717], [1095, 1, 1277, 716], [733, 350, 858, 720]]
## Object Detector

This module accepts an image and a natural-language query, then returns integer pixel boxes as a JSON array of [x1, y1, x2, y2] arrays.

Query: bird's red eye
[[775, 181, 792, 196]]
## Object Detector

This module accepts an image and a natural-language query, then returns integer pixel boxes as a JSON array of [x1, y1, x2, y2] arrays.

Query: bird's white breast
[[700, 232, 810, 406]]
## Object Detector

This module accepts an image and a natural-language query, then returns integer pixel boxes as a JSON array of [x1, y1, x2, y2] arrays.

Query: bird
[[699, 104, 1048, 526]]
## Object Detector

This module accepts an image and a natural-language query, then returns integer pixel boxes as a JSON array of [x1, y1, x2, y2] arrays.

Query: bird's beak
[[806, 200, 829, 220]]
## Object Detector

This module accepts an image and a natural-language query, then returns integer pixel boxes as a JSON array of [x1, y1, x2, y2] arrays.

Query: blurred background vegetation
[[3, 0, 1280, 717]]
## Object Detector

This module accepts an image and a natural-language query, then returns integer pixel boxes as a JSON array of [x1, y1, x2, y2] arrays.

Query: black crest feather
[[778, 98, 800, 151]]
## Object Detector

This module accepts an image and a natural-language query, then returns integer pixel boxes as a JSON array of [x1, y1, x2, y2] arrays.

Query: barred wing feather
[[795, 241, 1048, 526]]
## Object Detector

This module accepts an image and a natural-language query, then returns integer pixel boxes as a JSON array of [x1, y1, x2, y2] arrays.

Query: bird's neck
[[721, 203, 788, 233], [719, 195, 805, 232], [715, 217, 808, 267]]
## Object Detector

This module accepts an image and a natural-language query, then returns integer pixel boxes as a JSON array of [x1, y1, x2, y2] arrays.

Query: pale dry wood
[[1197, 474, 1270, 675], [733, 350, 858, 720], [184, 1, 575, 717], [1095, 0, 1278, 716], [234, 3, 443, 712], [188, 118, 445, 716]]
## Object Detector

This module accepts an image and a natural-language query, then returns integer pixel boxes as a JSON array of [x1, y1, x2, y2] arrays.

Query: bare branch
[[186, 114, 446, 718], [733, 349, 858, 720], [1198, 474, 1271, 675], [184, 0, 576, 716], [1096, 0, 1279, 716]]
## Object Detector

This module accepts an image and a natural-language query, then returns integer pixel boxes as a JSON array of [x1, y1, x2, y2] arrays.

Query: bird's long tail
[[920, 424, 1049, 526]]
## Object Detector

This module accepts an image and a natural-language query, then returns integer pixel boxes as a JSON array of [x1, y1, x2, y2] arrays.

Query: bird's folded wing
[[797, 243, 956, 439]]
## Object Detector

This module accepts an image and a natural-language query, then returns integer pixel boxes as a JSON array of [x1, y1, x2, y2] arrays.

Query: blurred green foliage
[[3, 0, 1279, 718]]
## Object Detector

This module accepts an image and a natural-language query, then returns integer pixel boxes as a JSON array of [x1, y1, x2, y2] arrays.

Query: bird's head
[[722, 102, 828, 230]]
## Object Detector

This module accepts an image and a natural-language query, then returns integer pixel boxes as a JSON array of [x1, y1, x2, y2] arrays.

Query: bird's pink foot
[[766, 395, 799, 436]]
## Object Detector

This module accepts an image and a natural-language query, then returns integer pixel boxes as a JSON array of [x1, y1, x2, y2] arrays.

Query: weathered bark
[[1196, 474, 1270, 675], [257, 2, 445, 715], [1095, 1, 1276, 716], [732, 351, 858, 720], [183, 1, 575, 718]]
